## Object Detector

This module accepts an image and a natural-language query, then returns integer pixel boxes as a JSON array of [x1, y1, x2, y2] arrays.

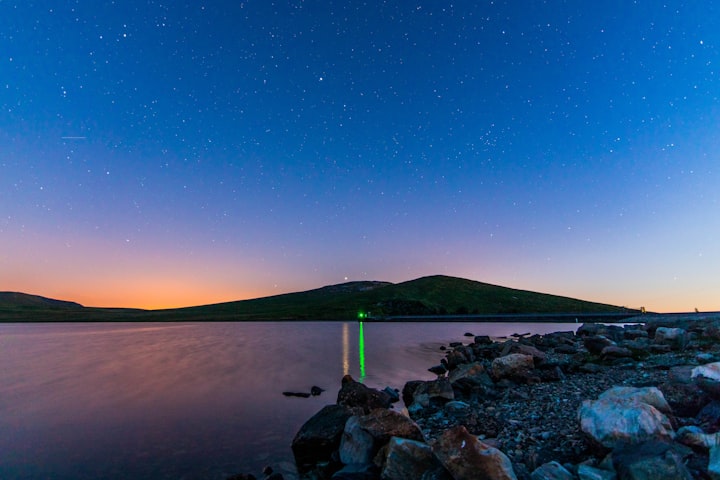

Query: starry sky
[[1, 1, 718, 311]]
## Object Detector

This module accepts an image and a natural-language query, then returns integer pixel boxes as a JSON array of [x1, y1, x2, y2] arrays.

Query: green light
[[358, 311, 366, 319], [358, 321, 366, 382]]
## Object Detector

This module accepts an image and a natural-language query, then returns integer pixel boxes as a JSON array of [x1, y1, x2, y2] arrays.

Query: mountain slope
[[0, 276, 636, 322], [0, 292, 84, 308], [146, 275, 632, 321]]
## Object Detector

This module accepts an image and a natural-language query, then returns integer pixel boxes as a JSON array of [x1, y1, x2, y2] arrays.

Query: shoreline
[[283, 313, 720, 480]]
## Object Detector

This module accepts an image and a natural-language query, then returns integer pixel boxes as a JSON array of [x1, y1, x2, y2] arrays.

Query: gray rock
[[577, 464, 617, 480], [491, 353, 534, 381], [408, 377, 454, 410], [654, 327, 688, 350], [530, 461, 574, 480], [612, 440, 693, 480], [340, 409, 424, 465], [432, 425, 517, 480], [677, 425, 720, 449], [339, 416, 375, 465], [600, 346, 633, 361], [448, 361, 493, 387], [709, 445, 720, 480], [380, 437, 451, 480], [578, 387, 674, 449]]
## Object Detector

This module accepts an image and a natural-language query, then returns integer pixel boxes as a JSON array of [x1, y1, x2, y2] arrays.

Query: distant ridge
[[0, 292, 84, 309], [0, 275, 638, 322]]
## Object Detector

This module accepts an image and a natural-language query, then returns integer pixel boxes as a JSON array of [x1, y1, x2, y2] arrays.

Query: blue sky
[[1, 1, 718, 310]]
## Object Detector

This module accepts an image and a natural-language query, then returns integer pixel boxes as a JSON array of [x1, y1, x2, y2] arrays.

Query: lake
[[0, 321, 579, 479]]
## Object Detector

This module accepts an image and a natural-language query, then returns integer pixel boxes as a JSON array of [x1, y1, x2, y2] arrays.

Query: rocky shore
[[238, 313, 720, 480]]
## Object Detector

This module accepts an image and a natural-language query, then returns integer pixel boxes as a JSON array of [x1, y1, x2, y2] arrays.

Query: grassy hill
[[1, 275, 636, 322]]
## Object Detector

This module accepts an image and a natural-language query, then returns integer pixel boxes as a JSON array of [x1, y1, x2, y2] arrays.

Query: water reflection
[[342, 322, 349, 375], [358, 321, 366, 381]]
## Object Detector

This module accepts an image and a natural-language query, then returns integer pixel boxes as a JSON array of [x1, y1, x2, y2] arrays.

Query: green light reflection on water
[[358, 321, 366, 382]]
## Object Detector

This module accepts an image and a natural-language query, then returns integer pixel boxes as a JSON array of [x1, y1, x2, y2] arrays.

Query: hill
[[0, 275, 637, 322], [0, 292, 84, 309], [140, 275, 634, 321]]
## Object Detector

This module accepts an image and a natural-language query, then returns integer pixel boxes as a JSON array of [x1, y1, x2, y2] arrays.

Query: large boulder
[[578, 387, 675, 449], [380, 437, 451, 480], [584, 335, 616, 355], [691, 363, 720, 399], [654, 327, 688, 350], [612, 440, 693, 480], [339, 409, 424, 465], [292, 404, 359, 471], [491, 353, 534, 381], [339, 416, 375, 465], [448, 361, 495, 391], [432, 425, 517, 480], [406, 377, 455, 412], [337, 375, 393, 413]]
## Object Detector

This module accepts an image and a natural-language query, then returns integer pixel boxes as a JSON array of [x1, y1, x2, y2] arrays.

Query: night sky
[[1, 1, 718, 311]]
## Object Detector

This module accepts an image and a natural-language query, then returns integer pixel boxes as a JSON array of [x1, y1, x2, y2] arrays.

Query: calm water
[[0, 321, 578, 479]]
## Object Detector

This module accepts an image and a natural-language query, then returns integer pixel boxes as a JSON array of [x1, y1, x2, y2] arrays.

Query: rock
[[624, 329, 649, 340], [355, 408, 424, 444], [331, 463, 380, 479], [311, 386, 325, 396], [339, 416, 376, 465], [577, 323, 602, 337], [578, 387, 675, 449], [432, 425, 518, 480], [464, 332, 474, 337], [698, 400, 720, 430], [226, 474, 257, 480], [382, 387, 400, 403], [577, 464, 617, 480], [584, 335, 616, 355], [677, 425, 720, 449], [292, 404, 359, 471], [611, 440, 693, 480], [710, 445, 720, 480], [693, 362, 720, 382], [491, 353, 535, 381], [474, 335, 494, 345], [337, 375, 393, 413], [380, 437, 452, 480], [283, 391, 311, 398], [339, 409, 424, 465], [448, 361, 493, 387], [511, 344, 547, 363], [530, 461, 574, 480], [444, 400, 470, 414], [444, 349, 470, 369], [402, 380, 424, 406], [429, 364, 448, 375], [654, 327, 688, 350], [407, 377, 454, 411], [600, 346, 633, 361], [265, 474, 283, 480], [554, 344, 578, 354]]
